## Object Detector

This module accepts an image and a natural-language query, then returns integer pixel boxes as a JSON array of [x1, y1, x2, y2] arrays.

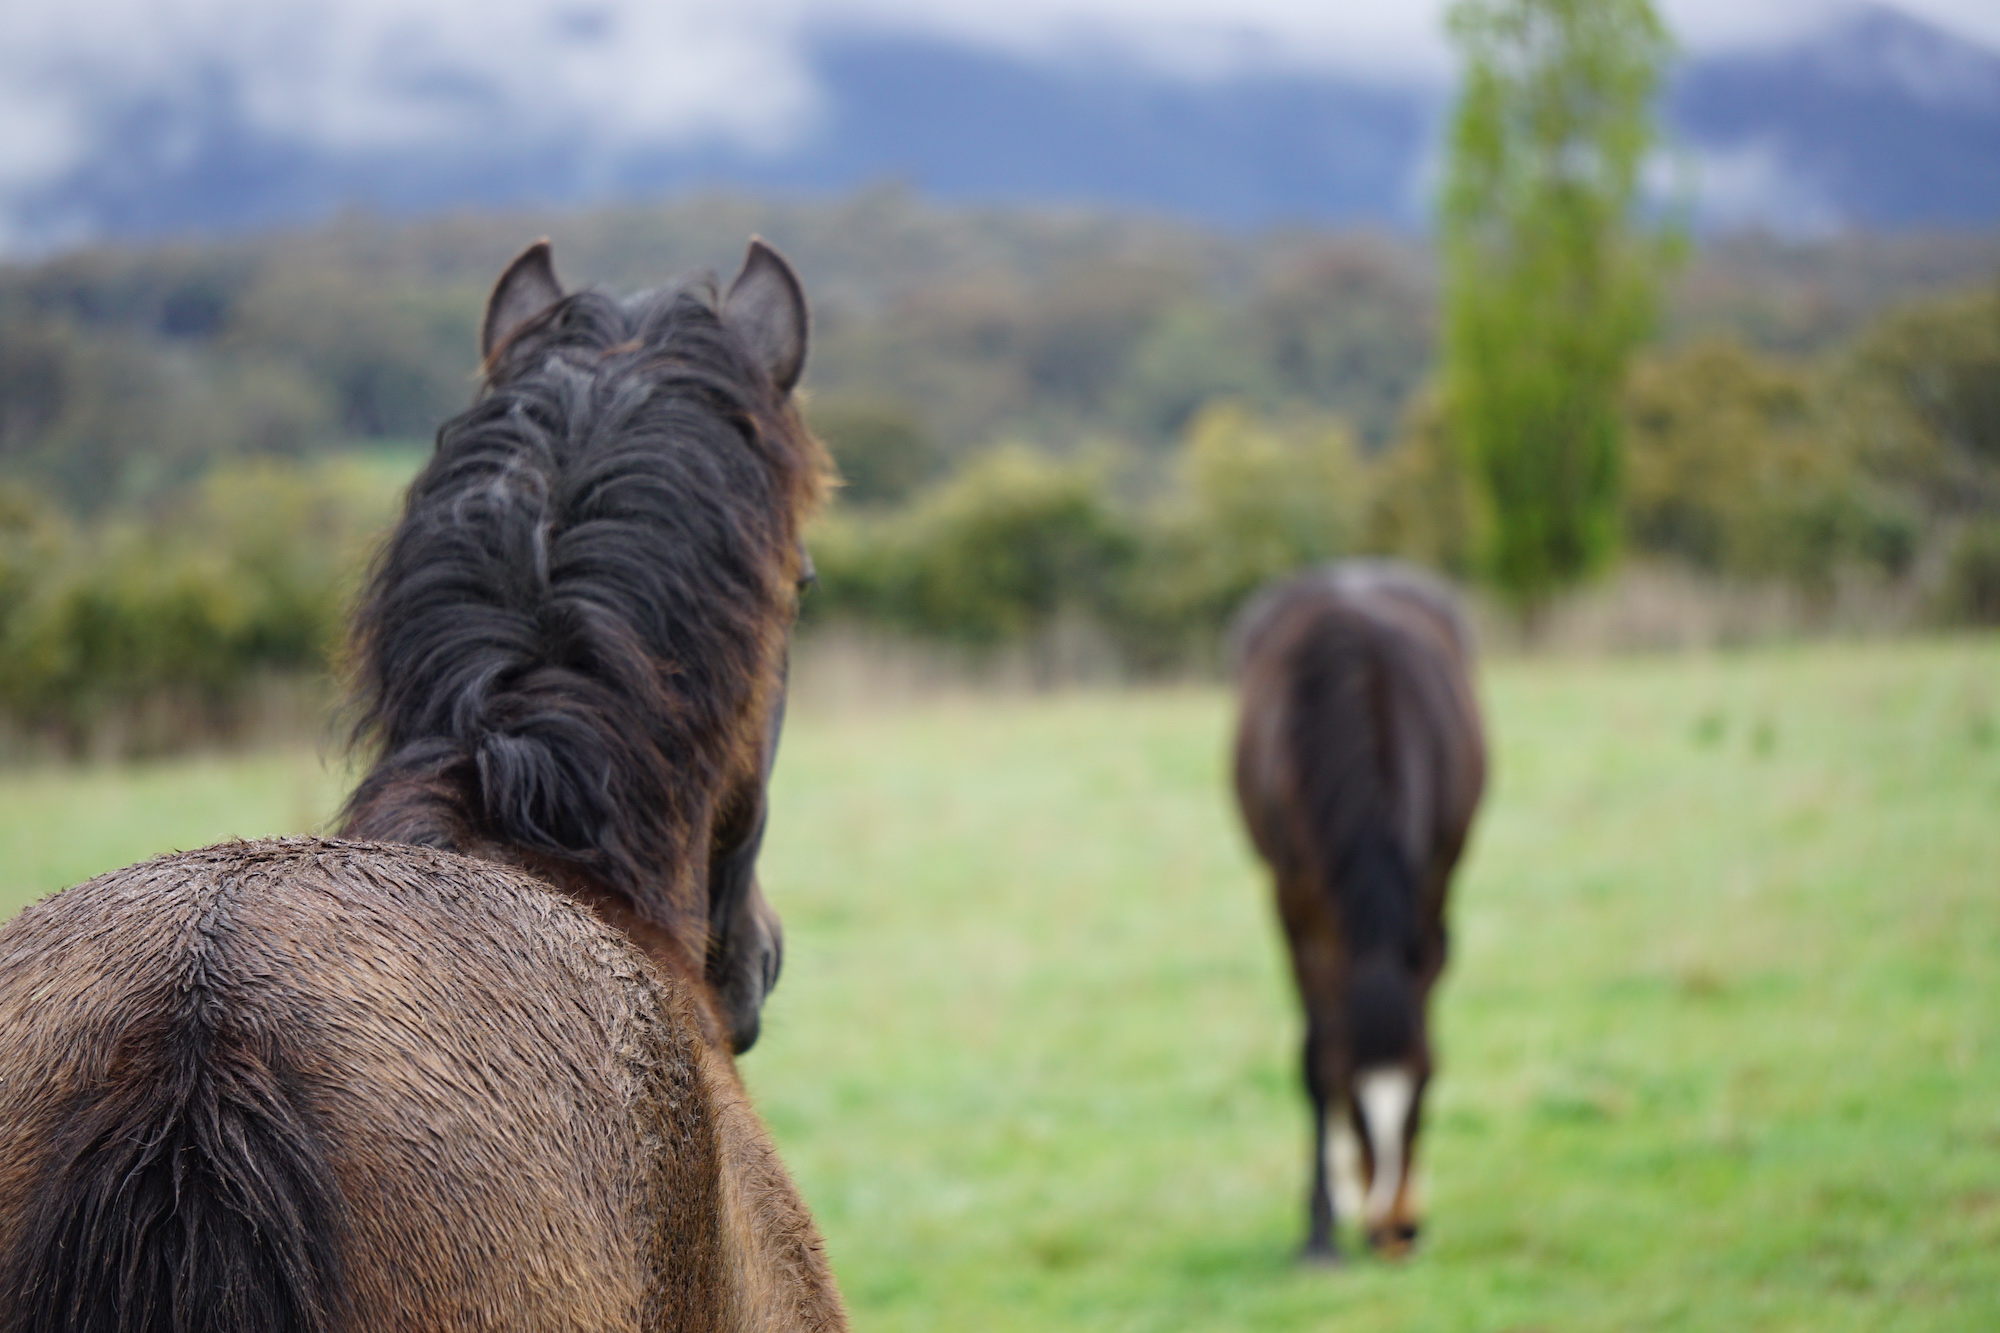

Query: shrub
[[0, 458, 401, 754], [1623, 339, 1913, 588], [1360, 392, 1479, 577], [1831, 286, 2000, 515], [811, 407, 1380, 668], [1941, 521, 2000, 627], [1121, 403, 1363, 659], [809, 446, 1135, 647]]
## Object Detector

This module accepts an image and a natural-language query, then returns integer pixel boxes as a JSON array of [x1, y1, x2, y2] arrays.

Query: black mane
[[342, 279, 812, 913]]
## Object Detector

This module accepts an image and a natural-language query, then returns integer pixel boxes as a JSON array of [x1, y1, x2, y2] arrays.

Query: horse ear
[[722, 237, 808, 395], [482, 240, 565, 361]]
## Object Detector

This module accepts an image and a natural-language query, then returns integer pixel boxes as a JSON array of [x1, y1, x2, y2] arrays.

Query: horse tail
[[1284, 604, 1424, 1068], [0, 968, 349, 1333]]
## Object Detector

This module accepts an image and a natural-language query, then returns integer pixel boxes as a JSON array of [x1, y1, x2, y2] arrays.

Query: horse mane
[[341, 277, 825, 923]]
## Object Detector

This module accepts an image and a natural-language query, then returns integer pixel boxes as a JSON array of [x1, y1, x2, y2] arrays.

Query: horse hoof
[[1367, 1222, 1421, 1259], [1297, 1242, 1345, 1268]]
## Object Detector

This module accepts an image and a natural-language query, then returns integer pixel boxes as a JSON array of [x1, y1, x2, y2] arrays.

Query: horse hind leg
[[1329, 1103, 1366, 1241], [1306, 1095, 1369, 1268], [1355, 1064, 1422, 1256], [1298, 1033, 1336, 1263], [1297, 1099, 1340, 1265]]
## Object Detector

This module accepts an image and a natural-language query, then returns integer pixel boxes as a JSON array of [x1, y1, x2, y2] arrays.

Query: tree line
[[1, 0, 1998, 754], [5, 265, 1993, 757], [2, 189, 1992, 516], [806, 284, 2000, 650], [0, 237, 1994, 755]]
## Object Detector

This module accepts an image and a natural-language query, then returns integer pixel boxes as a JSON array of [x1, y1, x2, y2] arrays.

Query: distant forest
[[0, 190, 1997, 752], [3, 187, 1997, 512]]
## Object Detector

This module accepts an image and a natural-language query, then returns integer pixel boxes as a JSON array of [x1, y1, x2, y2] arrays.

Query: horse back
[[1232, 562, 1485, 937], [0, 838, 838, 1333]]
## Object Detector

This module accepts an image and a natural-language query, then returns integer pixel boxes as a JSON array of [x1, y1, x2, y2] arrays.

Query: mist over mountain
[[1, 3, 1995, 254], [1672, 5, 2000, 228]]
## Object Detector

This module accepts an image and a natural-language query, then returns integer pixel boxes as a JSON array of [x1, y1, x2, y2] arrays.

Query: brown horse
[[0, 240, 844, 1331], [1231, 560, 1485, 1262]]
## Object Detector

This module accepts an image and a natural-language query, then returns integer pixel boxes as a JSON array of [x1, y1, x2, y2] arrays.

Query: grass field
[[2, 637, 1996, 1331]]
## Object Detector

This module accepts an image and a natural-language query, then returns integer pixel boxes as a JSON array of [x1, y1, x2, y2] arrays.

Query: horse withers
[[1231, 561, 1486, 1262], [0, 240, 843, 1331]]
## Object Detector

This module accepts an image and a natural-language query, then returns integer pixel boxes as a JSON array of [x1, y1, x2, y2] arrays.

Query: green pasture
[[1, 638, 1995, 1331]]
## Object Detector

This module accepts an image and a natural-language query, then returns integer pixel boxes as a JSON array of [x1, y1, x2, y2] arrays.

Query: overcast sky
[[842, 0, 2000, 71], [0, 0, 1993, 241]]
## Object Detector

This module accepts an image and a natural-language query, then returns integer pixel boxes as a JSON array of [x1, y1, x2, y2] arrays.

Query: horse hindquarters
[[0, 840, 844, 1333], [0, 919, 349, 1333], [1233, 564, 1482, 1259]]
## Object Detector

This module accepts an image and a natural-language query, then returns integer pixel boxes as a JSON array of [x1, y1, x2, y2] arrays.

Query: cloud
[[831, 0, 2000, 75], [1679, 140, 1846, 234], [825, 0, 1457, 80], [0, 0, 1991, 251], [0, 0, 823, 194]]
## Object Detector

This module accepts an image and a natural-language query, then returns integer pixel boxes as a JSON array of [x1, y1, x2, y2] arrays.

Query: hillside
[[4, 192, 1997, 514]]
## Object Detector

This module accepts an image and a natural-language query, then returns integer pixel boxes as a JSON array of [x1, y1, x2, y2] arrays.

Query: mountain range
[[5, 3, 1997, 253]]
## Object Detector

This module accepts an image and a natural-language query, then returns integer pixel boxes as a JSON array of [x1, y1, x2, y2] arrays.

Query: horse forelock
[[343, 279, 825, 934]]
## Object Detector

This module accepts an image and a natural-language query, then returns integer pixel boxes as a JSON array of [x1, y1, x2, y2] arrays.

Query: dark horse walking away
[[0, 240, 845, 1331], [1232, 560, 1485, 1262]]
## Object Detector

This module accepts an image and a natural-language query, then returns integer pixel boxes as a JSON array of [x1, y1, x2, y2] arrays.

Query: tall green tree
[[1441, 0, 1678, 615]]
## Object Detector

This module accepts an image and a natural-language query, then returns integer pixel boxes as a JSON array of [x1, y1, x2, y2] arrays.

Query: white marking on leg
[[1356, 1066, 1415, 1228], [1327, 1111, 1365, 1227]]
